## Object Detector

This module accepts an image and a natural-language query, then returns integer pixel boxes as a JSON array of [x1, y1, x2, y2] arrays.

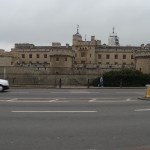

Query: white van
[[0, 79, 9, 92]]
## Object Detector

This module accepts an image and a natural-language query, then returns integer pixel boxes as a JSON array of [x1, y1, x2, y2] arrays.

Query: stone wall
[[0, 56, 12, 66], [135, 51, 150, 74], [0, 66, 136, 87], [135, 57, 150, 73], [0, 66, 108, 86]]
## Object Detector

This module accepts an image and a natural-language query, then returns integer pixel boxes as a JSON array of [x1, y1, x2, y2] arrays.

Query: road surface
[[0, 88, 150, 150]]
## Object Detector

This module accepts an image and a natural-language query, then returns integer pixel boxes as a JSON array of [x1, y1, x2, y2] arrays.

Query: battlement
[[135, 50, 150, 57], [49, 49, 75, 57], [15, 43, 35, 49]]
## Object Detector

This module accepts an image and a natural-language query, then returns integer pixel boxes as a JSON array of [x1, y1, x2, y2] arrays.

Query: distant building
[[0, 27, 150, 74], [108, 27, 120, 46]]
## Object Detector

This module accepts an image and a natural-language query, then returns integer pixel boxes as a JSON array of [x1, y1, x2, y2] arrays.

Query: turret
[[108, 27, 120, 46], [72, 25, 82, 45]]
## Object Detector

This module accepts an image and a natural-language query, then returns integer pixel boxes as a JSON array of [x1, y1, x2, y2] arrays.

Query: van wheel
[[0, 85, 4, 92]]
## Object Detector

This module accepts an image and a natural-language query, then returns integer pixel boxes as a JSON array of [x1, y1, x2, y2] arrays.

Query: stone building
[[1, 28, 150, 74], [0, 49, 17, 66], [135, 44, 150, 73]]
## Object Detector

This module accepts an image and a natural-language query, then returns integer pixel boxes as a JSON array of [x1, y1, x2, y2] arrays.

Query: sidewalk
[[10, 85, 146, 89], [138, 97, 150, 101]]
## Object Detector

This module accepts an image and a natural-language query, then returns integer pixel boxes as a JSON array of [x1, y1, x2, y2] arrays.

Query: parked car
[[0, 79, 9, 92]]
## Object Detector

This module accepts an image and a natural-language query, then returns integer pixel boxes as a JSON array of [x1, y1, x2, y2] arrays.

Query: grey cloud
[[0, 0, 150, 51]]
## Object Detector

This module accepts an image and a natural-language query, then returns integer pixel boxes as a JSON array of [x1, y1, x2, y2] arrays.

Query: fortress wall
[[0, 66, 124, 86], [136, 57, 150, 73]]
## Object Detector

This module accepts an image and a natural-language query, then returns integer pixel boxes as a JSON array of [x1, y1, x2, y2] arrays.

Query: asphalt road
[[0, 88, 150, 150]]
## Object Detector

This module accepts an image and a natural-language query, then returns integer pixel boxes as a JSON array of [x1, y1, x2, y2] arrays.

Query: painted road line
[[49, 99, 59, 102], [0, 98, 18, 102], [10, 92, 29, 94], [9, 101, 53, 103], [49, 99, 69, 103], [89, 98, 97, 102], [12, 111, 98, 113], [126, 98, 138, 102], [135, 109, 150, 112], [5, 98, 68, 103], [89, 98, 122, 102], [89, 98, 138, 103], [12, 98, 58, 100], [89, 100, 127, 103], [8, 98, 18, 102], [0, 100, 9, 101], [89, 98, 126, 103], [7, 100, 68, 103], [116, 92, 144, 94]]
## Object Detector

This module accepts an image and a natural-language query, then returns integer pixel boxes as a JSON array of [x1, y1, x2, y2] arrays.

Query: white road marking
[[12, 111, 97, 113], [70, 92, 90, 93], [0, 98, 68, 103], [126, 98, 131, 101], [8, 98, 18, 102], [89, 98, 97, 102], [10, 101, 53, 103], [10, 92, 29, 94], [117, 92, 144, 94], [49, 99, 69, 103], [89, 98, 138, 103], [89, 98, 123, 102], [126, 98, 138, 102], [135, 109, 150, 112], [51, 92, 100, 94], [89, 100, 127, 103], [0, 97, 139, 103]]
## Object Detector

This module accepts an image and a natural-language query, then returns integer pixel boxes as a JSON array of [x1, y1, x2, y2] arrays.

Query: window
[[123, 55, 126, 59], [90, 54, 91, 57], [36, 54, 40, 58], [29, 61, 32, 64], [98, 62, 101, 64], [44, 54, 47, 58], [22, 54, 25, 58], [65, 57, 67, 61], [81, 61, 85, 64], [56, 57, 59, 61], [123, 62, 126, 65], [29, 54, 32, 58], [106, 62, 110, 64], [115, 62, 118, 65], [81, 52, 85, 57], [98, 54, 101, 59], [115, 54, 118, 59], [131, 55, 134, 59], [106, 54, 110, 59]]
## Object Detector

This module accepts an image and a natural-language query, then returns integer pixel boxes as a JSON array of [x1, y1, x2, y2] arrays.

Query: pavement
[[10, 85, 146, 89], [138, 96, 150, 101]]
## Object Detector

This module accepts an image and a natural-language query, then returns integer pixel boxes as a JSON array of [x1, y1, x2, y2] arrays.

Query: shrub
[[92, 69, 150, 87]]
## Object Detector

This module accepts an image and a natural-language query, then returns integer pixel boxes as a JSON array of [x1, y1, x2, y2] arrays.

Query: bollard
[[59, 78, 61, 88], [146, 85, 150, 98], [120, 79, 122, 88], [87, 79, 89, 89]]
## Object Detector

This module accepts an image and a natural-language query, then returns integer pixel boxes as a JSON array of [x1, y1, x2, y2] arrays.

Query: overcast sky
[[0, 0, 150, 51]]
